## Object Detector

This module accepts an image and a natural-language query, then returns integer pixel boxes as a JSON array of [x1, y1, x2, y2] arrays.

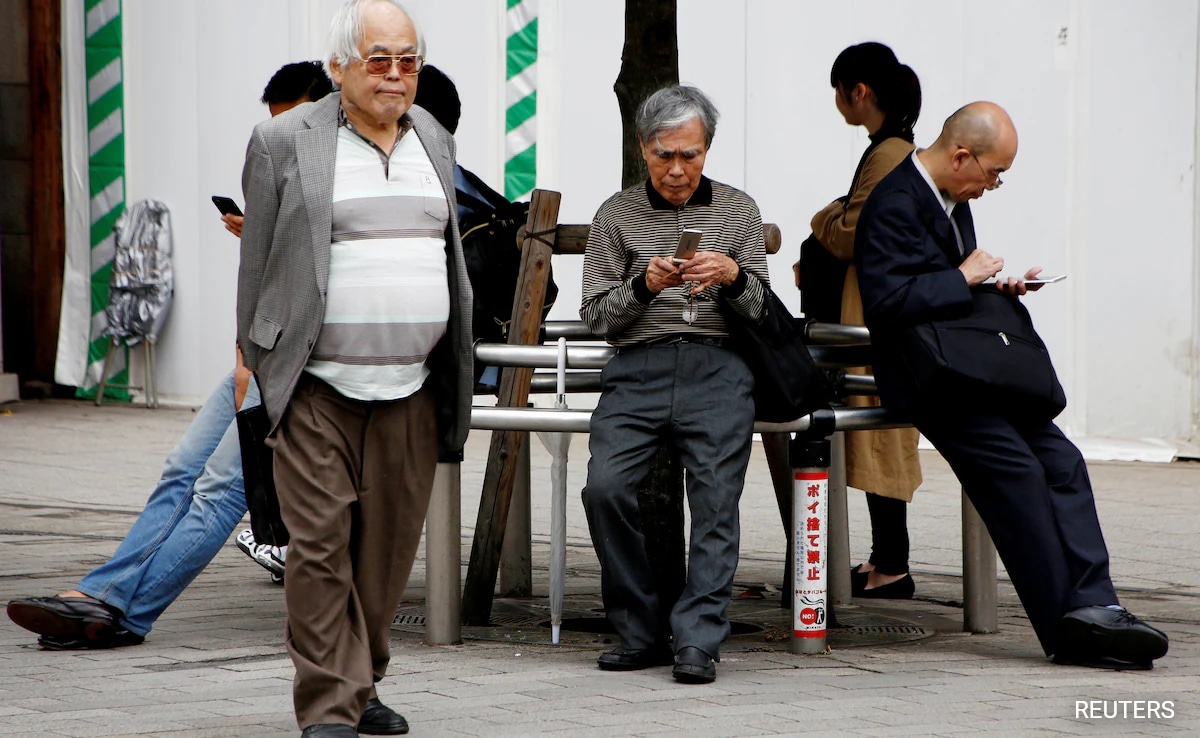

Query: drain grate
[[392, 595, 934, 650]]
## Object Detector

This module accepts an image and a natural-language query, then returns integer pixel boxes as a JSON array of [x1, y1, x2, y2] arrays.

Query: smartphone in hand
[[672, 229, 702, 264], [212, 195, 244, 217], [986, 274, 1067, 286], [1023, 274, 1067, 286]]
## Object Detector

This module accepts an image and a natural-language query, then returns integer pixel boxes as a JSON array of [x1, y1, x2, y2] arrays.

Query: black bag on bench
[[720, 288, 836, 423]]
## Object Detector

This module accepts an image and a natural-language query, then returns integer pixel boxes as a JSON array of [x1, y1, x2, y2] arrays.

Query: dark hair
[[413, 64, 461, 134], [261, 61, 333, 106], [830, 42, 921, 137]]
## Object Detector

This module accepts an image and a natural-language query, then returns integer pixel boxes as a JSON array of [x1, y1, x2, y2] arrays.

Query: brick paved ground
[[1, 400, 1197, 736]]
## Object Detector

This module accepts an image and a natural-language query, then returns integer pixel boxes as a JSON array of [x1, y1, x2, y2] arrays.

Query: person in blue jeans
[[5, 62, 333, 650]]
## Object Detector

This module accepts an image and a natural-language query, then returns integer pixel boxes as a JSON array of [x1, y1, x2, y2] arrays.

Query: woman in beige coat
[[807, 43, 923, 598]]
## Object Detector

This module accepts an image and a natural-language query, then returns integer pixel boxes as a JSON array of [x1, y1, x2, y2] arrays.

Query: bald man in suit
[[855, 101, 1168, 671]]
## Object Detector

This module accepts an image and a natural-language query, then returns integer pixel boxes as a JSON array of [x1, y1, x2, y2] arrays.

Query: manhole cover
[[393, 594, 934, 650]]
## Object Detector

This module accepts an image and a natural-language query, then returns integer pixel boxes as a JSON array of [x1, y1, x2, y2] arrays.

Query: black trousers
[[915, 409, 1117, 655], [865, 492, 909, 575]]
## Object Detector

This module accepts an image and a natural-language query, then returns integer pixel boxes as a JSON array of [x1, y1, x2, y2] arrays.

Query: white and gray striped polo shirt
[[303, 123, 450, 401], [580, 177, 769, 347]]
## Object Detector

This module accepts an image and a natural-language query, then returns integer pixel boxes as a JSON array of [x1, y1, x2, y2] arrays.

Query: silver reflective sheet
[[103, 199, 173, 343]]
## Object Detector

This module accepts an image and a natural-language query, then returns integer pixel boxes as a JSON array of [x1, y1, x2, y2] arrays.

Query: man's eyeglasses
[[965, 148, 1003, 190], [354, 53, 424, 76]]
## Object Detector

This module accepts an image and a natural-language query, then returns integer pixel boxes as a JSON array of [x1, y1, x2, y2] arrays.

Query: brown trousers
[[272, 373, 437, 729]]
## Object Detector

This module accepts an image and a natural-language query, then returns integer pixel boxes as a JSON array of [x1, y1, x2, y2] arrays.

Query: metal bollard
[[962, 490, 998, 633], [826, 432, 851, 605], [499, 435, 532, 596], [425, 462, 462, 645], [789, 435, 830, 654]]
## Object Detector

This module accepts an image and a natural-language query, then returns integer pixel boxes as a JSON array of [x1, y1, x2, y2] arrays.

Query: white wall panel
[[116, 0, 1200, 445]]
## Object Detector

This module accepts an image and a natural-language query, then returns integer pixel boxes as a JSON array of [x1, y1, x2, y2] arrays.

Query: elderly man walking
[[236, 1, 472, 735], [580, 85, 769, 684]]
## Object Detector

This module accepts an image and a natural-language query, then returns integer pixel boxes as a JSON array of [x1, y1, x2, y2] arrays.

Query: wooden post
[[461, 189, 560, 626], [29, 0, 65, 382]]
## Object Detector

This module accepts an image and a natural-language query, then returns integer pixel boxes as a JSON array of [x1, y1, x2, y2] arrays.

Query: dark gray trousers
[[582, 341, 755, 660]]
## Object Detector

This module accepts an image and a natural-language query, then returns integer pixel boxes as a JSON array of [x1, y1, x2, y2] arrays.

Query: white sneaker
[[235, 528, 287, 578]]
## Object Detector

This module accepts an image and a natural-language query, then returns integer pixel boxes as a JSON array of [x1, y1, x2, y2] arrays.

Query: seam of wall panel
[[1066, 0, 1087, 436], [1192, 2, 1200, 442]]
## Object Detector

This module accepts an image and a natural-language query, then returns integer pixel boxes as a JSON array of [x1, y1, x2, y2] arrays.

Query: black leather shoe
[[672, 646, 716, 684], [597, 644, 674, 671], [37, 629, 145, 650], [855, 573, 915, 600], [300, 724, 358, 738], [357, 697, 409, 735], [1052, 652, 1153, 670], [7, 595, 121, 643], [1053, 606, 1169, 665]]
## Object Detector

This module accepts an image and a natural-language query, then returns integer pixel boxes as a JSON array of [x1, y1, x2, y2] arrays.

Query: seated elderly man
[[580, 84, 769, 684]]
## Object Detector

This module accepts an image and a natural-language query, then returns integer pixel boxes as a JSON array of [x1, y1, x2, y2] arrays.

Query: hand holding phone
[[672, 229, 702, 264], [212, 195, 243, 217]]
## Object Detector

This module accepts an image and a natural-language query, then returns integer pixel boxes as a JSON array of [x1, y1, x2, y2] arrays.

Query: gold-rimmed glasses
[[354, 53, 424, 76]]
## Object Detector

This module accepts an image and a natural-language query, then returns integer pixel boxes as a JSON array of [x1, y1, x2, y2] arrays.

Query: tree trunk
[[615, 0, 685, 642], [615, 0, 678, 188]]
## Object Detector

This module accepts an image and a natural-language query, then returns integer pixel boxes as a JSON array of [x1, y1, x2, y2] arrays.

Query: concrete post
[[425, 462, 462, 645], [826, 432, 851, 605], [962, 489, 998, 633]]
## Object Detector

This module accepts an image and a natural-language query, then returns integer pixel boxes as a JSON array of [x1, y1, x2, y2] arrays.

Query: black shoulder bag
[[897, 289, 1067, 421], [720, 287, 836, 423]]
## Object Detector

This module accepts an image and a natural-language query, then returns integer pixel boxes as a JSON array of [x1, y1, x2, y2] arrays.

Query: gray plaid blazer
[[236, 93, 473, 457]]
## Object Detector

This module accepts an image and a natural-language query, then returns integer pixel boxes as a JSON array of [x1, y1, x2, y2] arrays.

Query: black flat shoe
[[597, 644, 674, 671], [357, 697, 409, 735], [1053, 606, 1169, 665], [850, 565, 869, 596], [856, 573, 915, 600], [672, 646, 716, 684], [7, 595, 121, 643]]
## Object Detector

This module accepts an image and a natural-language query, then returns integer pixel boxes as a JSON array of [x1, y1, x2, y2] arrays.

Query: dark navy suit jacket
[[854, 154, 981, 411]]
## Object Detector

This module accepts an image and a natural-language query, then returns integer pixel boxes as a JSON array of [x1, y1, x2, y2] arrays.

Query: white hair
[[325, 0, 425, 85]]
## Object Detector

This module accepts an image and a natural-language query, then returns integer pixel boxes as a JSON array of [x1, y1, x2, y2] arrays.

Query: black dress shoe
[[37, 629, 145, 650], [855, 573, 915, 600], [300, 724, 358, 738], [1053, 606, 1169, 665], [672, 646, 716, 684], [597, 644, 674, 671], [357, 697, 409, 735], [1052, 652, 1152, 670], [7, 595, 121, 643]]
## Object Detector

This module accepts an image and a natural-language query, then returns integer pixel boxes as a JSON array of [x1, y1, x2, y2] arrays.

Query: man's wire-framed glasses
[[354, 53, 424, 76], [965, 148, 1003, 190]]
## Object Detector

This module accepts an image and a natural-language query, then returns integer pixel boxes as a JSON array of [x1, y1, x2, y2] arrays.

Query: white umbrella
[[535, 337, 572, 643]]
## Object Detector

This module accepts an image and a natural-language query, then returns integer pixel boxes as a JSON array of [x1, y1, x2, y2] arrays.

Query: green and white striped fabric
[[79, 0, 128, 400], [505, 0, 537, 201]]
